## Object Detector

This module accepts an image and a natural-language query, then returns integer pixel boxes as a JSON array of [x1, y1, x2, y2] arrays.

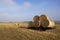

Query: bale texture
[[33, 15, 39, 21], [39, 14, 49, 21], [33, 21, 40, 27], [33, 15, 40, 27], [41, 20, 55, 28], [41, 20, 49, 27], [39, 14, 49, 27]]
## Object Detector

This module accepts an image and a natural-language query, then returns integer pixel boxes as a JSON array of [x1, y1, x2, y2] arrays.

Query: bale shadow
[[27, 26, 46, 31], [27, 26, 55, 31]]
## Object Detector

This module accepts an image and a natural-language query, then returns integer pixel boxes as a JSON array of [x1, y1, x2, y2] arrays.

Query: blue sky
[[0, 0, 60, 22]]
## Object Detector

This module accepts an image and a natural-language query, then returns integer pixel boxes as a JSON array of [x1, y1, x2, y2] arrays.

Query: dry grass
[[0, 23, 60, 40], [0, 22, 29, 28]]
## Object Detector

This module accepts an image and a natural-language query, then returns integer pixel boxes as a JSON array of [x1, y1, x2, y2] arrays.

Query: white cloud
[[0, 0, 32, 10], [0, 0, 15, 5], [0, 0, 32, 22], [9, 2, 32, 10]]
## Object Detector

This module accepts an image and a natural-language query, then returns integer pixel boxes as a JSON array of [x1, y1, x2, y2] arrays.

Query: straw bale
[[33, 21, 40, 27], [39, 14, 49, 21], [33, 15, 39, 21], [41, 20, 49, 27], [41, 20, 55, 28], [48, 20, 55, 28]]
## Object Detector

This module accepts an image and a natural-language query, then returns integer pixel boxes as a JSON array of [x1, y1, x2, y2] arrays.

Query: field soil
[[0, 23, 60, 40]]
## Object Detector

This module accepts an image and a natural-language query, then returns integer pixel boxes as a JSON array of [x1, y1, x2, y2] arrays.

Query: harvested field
[[0, 23, 60, 40]]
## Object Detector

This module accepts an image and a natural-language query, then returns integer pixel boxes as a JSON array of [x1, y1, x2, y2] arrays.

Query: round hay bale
[[41, 20, 49, 27], [33, 15, 39, 21], [32, 15, 40, 28], [41, 20, 55, 28], [33, 21, 40, 27], [39, 14, 49, 21]]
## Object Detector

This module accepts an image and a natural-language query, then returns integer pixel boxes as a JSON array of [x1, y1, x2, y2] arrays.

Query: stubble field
[[0, 22, 60, 40]]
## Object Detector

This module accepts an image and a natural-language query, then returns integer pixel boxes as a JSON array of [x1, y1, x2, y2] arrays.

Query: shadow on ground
[[27, 26, 55, 31]]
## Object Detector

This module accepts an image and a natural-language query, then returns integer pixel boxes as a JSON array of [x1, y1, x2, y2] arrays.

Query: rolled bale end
[[39, 14, 49, 21], [41, 20, 56, 29], [33, 15, 40, 28], [33, 15, 39, 21], [33, 21, 40, 28], [41, 20, 49, 28], [39, 14, 49, 28], [39, 14, 56, 29]]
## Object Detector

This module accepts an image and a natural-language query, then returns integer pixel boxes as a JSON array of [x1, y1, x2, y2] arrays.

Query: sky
[[0, 0, 60, 22]]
